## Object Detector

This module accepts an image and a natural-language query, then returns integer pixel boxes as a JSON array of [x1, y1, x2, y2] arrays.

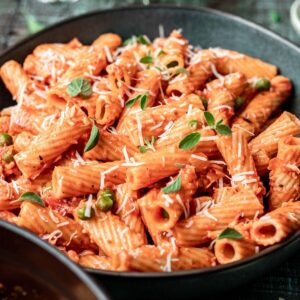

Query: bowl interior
[[0, 221, 110, 300], [0, 5, 299, 282]]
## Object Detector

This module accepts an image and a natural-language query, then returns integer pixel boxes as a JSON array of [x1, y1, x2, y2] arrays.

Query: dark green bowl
[[0, 5, 299, 300]]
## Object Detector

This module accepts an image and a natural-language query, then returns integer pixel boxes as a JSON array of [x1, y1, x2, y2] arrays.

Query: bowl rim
[[0, 220, 111, 299], [0, 3, 299, 60], [0, 4, 300, 279]]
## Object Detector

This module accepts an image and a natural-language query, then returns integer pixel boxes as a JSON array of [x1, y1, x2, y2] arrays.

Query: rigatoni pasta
[[0, 29, 299, 273]]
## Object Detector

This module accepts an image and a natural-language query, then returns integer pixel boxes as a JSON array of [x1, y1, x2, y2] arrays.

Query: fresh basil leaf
[[175, 67, 189, 76], [234, 96, 244, 110], [84, 123, 100, 152], [67, 78, 92, 98], [161, 174, 182, 194], [125, 94, 141, 108], [166, 61, 178, 68], [140, 94, 148, 110], [218, 228, 243, 240], [216, 124, 232, 136], [188, 119, 198, 129], [140, 56, 153, 64], [179, 132, 201, 150], [204, 111, 215, 127], [200, 96, 208, 110], [18, 192, 45, 207]]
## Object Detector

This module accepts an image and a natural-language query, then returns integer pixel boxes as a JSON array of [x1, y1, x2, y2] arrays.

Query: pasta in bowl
[[0, 27, 299, 274]]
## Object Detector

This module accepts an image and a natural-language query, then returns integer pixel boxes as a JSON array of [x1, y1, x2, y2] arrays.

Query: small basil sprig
[[84, 123, 100, 152], [139, 136, 156, 153], [123, 35, 150, 46], [67, 78, 92, 99], [218, 228, 243, 240], [179, 132, 201, 150], [140, 56, 153, 64], [161, 174, 182, 194], [204, 111, 231, 136], [125, 93, 149, 110], [16, 192, 45, 207]]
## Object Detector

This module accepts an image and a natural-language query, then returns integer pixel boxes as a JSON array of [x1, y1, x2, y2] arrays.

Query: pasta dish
[[0, 29, 299, 272]]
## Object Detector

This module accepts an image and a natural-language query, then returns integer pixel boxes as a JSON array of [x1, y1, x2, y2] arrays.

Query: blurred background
[[0, 0, 299, 53]]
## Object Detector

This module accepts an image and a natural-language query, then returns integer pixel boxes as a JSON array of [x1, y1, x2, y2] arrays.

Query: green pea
[[255, 78, 271, 91], [77, 206, 94, 220], [0, 133, 13, 147], [2, 150, 14, 163], [96, 188, 115, 212], [234, 96, 244, 110]]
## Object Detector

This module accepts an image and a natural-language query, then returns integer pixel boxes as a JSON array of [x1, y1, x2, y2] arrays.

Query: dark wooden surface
[[0, 1, 300, 299]]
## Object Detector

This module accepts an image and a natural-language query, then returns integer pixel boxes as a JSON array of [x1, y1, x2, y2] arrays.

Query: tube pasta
[[174, 189, 263, 247], [115, 245, 216, 272], [212, 48, 277, 79], [268, 137, 300, 210], [14, 104, 90, 179], [251, 201, 300, 246], [18, 201, 91, 249]]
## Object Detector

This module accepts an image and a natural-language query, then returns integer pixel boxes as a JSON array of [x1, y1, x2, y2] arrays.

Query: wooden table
[[0, 1, 300, 299]]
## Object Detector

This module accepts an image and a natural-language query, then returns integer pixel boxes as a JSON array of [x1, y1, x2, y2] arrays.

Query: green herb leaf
[[200, 96, 208, 110], [179, 132, 201, 150], [216, 124, 232, 136], [24, 14, 44, 34], [67, 78, 92, 98], [157, 50, 166, 57], [188, 119, 198, 129], [218, 228, 243, 240], [84, 123, 100, 152], [234, 96, 244, 110], [17, 192, 45, 207], [139, 146, 147, 153], [161, 174, 182, 194], [204, 111, 215, 127], [125, 94, 141, 108], [255, 78, 271, 91], [140, 94, 148, 110], [166, 61, 179, 68], [137, 35, 150, 45], [270, 10, 281, 23], [175, 67, 189, 76], [216, 119, 223, 126], [140, 56, 153, 64]]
